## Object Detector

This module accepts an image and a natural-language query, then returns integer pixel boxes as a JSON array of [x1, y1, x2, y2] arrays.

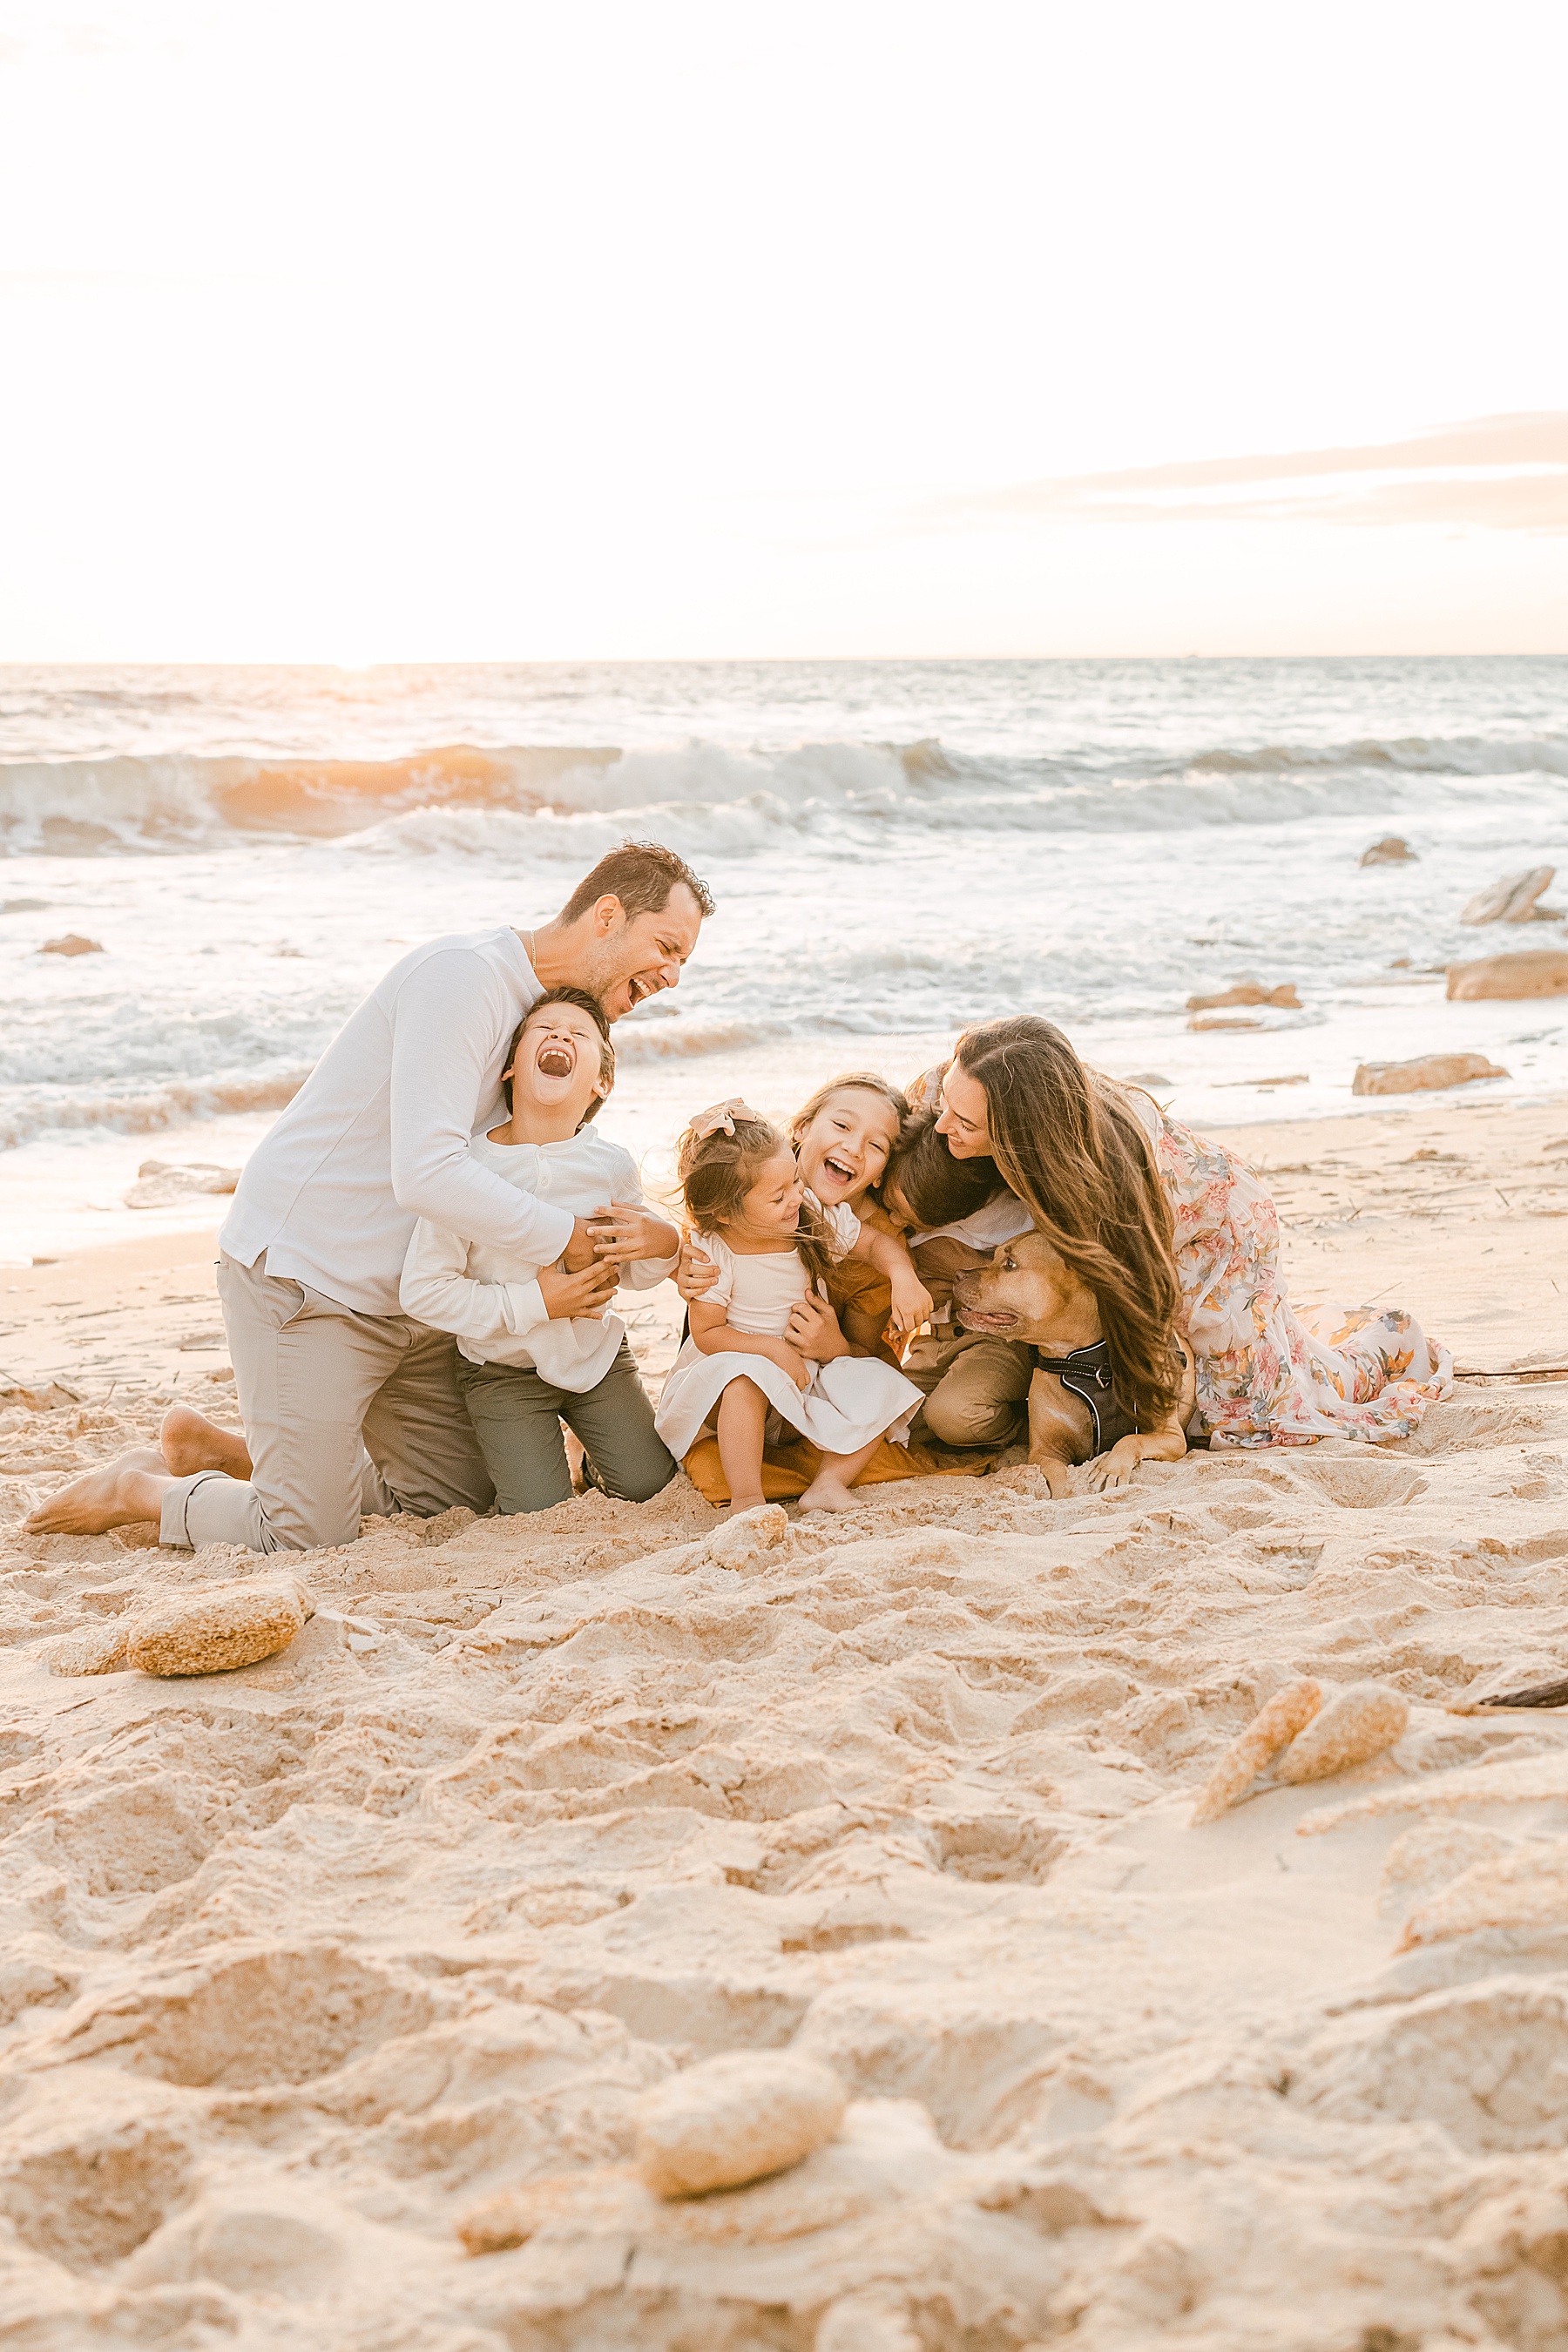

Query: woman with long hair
[[920, 1016, 1450, 1449]]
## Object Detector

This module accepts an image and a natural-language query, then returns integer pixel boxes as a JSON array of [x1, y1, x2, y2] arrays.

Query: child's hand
[[772, 1340, 812, 1391], [588, 1206, 678, 1266], [887, 1267, 935, 1338], [538, 1259, 620, 1320], [676, 1236, 721, 1301], [785, 1290, 848, 1362]]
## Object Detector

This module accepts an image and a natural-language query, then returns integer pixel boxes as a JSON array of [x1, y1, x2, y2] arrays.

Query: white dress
[[653, 1206, 923, 1460]]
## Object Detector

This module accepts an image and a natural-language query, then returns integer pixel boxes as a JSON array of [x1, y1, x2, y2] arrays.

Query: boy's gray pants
[[159, 1252, 494, 1552], [456, 1340, 676, 1514]]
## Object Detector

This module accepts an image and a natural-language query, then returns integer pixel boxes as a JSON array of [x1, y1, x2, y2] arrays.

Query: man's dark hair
[[502, 986, 614, 1121], [558, 839, 715, 925]]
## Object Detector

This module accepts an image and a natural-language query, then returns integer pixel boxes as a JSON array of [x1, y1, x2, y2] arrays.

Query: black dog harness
[[1031, 1340, 1139, 1453]]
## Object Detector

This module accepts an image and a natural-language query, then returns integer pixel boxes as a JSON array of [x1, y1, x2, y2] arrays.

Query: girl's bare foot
[[160, 1404, 252, 1478], [23, 1449, 171, 1536], [726, 1493, 767, 1516], [796, 1475, 861, 1512]]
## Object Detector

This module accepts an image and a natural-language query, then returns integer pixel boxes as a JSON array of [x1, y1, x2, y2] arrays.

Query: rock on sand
[[124, 1161, 243, 1209], [125, 1579, 314, 1677], [1353, 1052, 1510, 1097], [1447, 949, 1568, 1002], [633, 2051, 848, 2197]]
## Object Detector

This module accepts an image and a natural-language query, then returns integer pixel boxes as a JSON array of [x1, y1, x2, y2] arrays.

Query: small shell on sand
[[1188, 1678, 1323, 1823], [633, 2051, 847, 2199], [1274, 1681, 1409, 1784], [124, 1579, 314, 1678]]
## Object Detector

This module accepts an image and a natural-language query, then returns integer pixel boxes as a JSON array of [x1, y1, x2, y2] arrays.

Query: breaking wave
[[0, 1067, 310, 1152], [3, 729, 1565, 856]]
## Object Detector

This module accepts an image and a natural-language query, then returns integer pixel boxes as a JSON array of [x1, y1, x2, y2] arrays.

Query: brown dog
[[950, 1230, 1194, 1497]]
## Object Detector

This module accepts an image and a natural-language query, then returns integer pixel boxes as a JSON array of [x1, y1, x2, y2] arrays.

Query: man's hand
[[538, 1258, 619, 1320], [768, 1340, 812, 1392], [785, 1289, 848, 1362], [887, 1267, 935, 1338], [676, 1234, 720, 1301], [587, 1206, 680, 1266], [561, 1216, 602, 1274]]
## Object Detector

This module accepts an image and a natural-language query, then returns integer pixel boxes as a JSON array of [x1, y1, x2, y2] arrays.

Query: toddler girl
[[653, 1101, 928, 1513]]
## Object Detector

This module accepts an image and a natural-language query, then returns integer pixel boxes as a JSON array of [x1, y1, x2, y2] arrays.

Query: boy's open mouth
[[536, 1041, 576, 1077]]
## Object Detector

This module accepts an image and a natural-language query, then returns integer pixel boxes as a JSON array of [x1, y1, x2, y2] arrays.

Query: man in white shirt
[[25, 841, 713, 1551]]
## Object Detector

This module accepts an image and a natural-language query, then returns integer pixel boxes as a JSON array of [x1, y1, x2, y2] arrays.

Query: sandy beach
[[3, 1089, 1568, 2348]]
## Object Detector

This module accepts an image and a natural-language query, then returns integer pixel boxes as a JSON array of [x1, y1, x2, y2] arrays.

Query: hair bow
[[690, 1097, 759, 1140]]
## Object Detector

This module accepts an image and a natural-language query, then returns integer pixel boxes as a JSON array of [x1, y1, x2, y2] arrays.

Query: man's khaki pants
[[902, 1328, 1034, 1448], [159, 1253, 494, 1552]]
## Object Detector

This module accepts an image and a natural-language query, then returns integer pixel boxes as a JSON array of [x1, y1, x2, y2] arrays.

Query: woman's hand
[[676, 1235, 720, 1302], [588, 1206, 680, 1266], [538, 1258, 619, 1320], [768, 1339, 812, 1391], [785, 1289, 848, 1362], [887, 1266, 935, 1338]]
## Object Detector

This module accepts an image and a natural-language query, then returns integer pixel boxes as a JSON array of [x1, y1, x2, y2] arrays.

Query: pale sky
[[2, 0, 1565, 660]]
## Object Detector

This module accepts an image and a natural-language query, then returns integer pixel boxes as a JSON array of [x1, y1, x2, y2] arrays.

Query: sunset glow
[[2, 0, 1565, 659]]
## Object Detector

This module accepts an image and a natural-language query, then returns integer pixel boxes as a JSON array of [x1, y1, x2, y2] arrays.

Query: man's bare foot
[[23, 1449, 172, 1537], [160, 1404, 252, 1478], [796, 1476, 861, 1513], [726, 1493, 767, 1516]]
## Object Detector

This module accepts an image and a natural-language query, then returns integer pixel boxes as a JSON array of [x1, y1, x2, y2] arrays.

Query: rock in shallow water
[[1447, 949, 1568, 1002], [633, 2051, 847, 2198]]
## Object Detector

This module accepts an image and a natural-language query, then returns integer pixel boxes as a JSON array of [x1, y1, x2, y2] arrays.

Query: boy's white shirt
[[399, 1125, 676, 1391]]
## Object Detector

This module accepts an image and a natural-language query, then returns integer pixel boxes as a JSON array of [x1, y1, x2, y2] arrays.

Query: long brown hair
[[675, 1110, 837, 1295], [952, 1017, 1182, 1428]]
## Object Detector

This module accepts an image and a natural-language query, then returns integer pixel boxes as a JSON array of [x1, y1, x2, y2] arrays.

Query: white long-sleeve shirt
[[221, 928, 571, 1315], [399, 1126, 677, 1389]]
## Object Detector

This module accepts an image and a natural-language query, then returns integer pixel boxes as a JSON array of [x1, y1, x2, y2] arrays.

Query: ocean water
[[2, 656, 1566, 1264]]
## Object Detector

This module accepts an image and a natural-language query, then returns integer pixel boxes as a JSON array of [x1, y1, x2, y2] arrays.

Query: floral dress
[[1138, 1097, 1452, 1448]]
